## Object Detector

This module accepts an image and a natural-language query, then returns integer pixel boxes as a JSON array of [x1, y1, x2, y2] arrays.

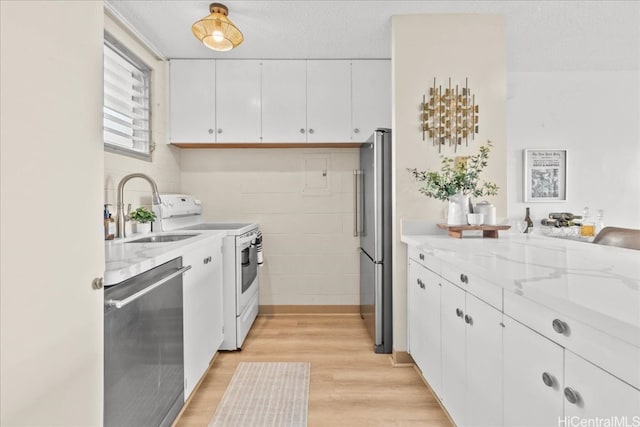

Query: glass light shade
[[192, 4, 243, 52]]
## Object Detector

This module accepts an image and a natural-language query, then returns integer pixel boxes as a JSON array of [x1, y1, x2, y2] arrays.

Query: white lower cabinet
[[441, 280, 502, 427], [503, 315, 640, 426], [182, 236, 224, 400], [503, 315, 564, 426], [407, 260, 442, 397], [564, 351, 640, 421]]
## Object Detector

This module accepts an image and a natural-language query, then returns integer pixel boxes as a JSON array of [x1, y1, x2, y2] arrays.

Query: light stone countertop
[[401, 232, 640, 348], [104, 231, 226, 286]]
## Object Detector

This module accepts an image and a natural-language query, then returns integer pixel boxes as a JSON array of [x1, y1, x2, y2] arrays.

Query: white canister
[[474, 201, 496, 225]]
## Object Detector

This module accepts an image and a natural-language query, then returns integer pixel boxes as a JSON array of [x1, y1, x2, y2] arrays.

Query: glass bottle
[[523, 207, 533, 234], [580, 206, 595, 238], [595, 209, 605, 235]]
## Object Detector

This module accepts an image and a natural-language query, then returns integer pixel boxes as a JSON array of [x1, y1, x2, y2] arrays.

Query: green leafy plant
[[129, 207, 157, 223], [407, 141, 499, 202]]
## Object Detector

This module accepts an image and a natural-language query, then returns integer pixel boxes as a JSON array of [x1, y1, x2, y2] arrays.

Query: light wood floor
[[175, 314, 452, 427]]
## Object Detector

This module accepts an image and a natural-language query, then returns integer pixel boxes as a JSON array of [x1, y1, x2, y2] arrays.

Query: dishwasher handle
[[105, 265, 192, 309]]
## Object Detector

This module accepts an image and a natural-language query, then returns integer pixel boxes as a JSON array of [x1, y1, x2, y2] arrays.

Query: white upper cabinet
[[216, 60, 261, 143], [169, 59, 390, 145], [170, 60, 215, 143], [351, 60, 391, 141], [306, 60, 352, 143], [261, 60, 307, 143]]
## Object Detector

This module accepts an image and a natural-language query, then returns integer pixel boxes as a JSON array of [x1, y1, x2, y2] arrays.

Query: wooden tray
[[437, 223, 511, 239]]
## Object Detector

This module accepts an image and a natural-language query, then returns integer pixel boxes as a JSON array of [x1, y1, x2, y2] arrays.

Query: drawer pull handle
[[542, 372, 556, 388], [455, 308, 463, 318], [564, 387, 580, 405], [464, 314, 473, 325], [416, 278, 425, 289], [552, 319, 569, 335], [419, 253, 425, 261], [460, 274, 468, 284]]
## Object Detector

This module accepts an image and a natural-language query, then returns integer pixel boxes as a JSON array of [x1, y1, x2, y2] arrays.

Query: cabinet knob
[[464, 314, 473, 325], [564, 387, 580, 405], [208, 129, 214, 134], [217, 128, 223, 134], [455, 308, 463, 318], [552, 319, 569, 335], [460, 273, 469, 284], [419, 253, 425, 261], [300, 128, 306, 134], [308, 128, 314, 134], [541, 372, 556, 388], [91, 277, 104, 290], [354, 128, 360, 134]]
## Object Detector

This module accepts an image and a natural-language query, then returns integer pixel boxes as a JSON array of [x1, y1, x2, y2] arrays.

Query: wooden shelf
[[437, 223, 511, 239], [170, 142, 364, 149]]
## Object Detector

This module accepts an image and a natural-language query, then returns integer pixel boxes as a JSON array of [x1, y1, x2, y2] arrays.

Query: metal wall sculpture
[[422, 77, 479, 152]]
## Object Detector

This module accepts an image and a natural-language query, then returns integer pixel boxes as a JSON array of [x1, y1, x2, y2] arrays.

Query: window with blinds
[[103, 33, 151, 160]]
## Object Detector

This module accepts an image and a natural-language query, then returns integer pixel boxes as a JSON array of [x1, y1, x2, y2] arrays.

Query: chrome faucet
[[115, 173, 162, 238]]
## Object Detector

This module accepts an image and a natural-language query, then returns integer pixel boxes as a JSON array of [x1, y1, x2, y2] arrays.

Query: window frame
[[103, 32, 153, 161]]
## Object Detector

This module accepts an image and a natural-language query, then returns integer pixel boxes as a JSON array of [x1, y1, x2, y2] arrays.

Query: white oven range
[[154, 194, 259, 350]]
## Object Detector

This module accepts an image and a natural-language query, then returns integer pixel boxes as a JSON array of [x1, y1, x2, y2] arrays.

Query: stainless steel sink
[[126, 234, 199, 243]]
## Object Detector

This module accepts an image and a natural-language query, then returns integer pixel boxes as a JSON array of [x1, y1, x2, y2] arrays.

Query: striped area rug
[[208, 362, 310, 427]]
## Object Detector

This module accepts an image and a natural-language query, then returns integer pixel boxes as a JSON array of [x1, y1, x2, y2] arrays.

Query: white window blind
[[103, 34, 151, 160]]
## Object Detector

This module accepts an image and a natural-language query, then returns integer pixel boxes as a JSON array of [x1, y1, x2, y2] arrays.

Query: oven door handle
[[105, 265, 192, 309]]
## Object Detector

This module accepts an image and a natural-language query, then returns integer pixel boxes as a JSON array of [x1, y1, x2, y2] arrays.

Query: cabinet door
[[210, 241, 224, 352], [564, 351, 640, 420], [351, 60, 391, 141], [181, 239, 220, 400], [465, 293, 503, 427], [407, 261, 426, 368], [216, 60, 261, 142], [261, 60, 307, 143], [169, 60, 215, 143], [440, 280, 467, 426], [421, 265, 442, 397], [306, 60, 352, 142], [503, 315, 564, 426]]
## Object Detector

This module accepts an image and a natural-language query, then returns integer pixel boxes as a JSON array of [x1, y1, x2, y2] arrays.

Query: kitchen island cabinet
[[402, 231, 640, 426], [408, 259, 442, 397]]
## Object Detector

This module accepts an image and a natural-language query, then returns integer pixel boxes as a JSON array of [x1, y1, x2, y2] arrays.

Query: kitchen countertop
[[401, 231, 640, 348], [104, 231, 226, 286]]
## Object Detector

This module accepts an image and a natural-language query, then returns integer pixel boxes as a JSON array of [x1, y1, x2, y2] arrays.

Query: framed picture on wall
[[523, 149, 567, 202]]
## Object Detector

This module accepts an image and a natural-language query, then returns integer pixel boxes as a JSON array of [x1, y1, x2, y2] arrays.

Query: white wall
[[1, 1, 104, 425], [392, 14, 507, 352], [507, 71, 640, 228], [103, 14, 181, 215], [180, 148, 360, 306]]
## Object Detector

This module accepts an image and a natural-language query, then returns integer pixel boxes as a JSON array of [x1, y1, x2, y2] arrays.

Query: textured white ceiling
[[106, 0, 639, 71]]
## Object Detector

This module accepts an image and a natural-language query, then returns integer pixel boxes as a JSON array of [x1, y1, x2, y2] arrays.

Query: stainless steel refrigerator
[[355, 128, 392, 354]]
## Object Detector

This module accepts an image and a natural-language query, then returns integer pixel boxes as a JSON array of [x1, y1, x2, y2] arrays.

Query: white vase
[[132, 222, 152, 234], [447, 192, 470, 225]]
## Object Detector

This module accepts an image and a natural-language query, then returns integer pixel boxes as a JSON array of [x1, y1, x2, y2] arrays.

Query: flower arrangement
[[407, 141, 499, 201], [128, 207, 157, 223]]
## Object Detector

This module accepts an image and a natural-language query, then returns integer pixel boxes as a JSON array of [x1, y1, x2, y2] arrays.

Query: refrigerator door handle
[[353, 170, 362, 237]]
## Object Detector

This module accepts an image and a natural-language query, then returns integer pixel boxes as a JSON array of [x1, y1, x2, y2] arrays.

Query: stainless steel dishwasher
[[104, 258, 191, 427]]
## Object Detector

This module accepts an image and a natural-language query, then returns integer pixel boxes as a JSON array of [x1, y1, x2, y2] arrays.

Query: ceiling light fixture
[[192, 3, 243, 52]]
